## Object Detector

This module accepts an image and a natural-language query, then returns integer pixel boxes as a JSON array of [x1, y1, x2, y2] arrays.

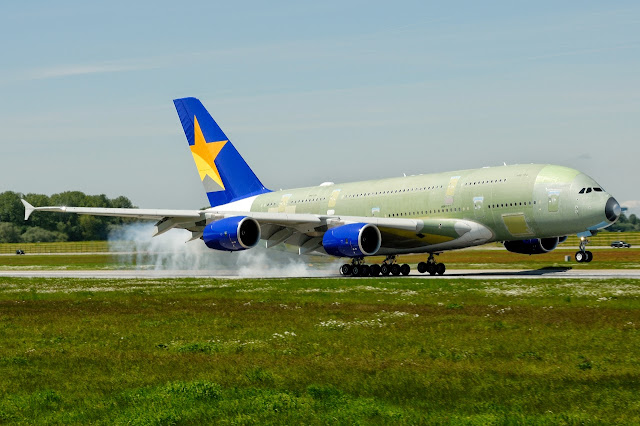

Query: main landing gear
[[339, 256, 411, 277], [417, 253, 446, 276], [338, 254, 447, 277], [575, 237, 593, 263]]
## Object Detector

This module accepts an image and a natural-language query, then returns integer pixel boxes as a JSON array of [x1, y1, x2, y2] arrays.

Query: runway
[[0, 268, 639, 279]]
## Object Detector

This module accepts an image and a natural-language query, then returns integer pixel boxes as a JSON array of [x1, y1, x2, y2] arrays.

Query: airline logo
[[190, 116, 228, 192]]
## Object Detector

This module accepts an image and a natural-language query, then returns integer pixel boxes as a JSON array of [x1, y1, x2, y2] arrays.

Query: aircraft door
[[548, 190, 560, 213], [327, 189, 341, 215], [473, 196, 485, 219]]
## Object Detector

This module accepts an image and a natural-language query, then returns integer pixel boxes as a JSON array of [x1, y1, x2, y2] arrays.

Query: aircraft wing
[[22, 200, 491, 253], [22, 199, 206, 237], [22, 201, 202, 221]]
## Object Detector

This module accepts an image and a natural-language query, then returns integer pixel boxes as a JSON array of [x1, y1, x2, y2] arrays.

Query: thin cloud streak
[[26, 60, 162, 80], [622, 200, 640, 210], [525, 43, 639, 61]]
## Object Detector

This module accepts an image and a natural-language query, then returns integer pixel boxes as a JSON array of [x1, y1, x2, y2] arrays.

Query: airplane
[[22, 97, 621, 276]]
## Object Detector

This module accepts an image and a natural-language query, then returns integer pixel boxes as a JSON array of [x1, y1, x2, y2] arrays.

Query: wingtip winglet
[[21, 199, 35, 221]]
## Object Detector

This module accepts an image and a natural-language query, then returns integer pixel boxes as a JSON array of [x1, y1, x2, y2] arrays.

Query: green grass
[[1, 276, 640, 423], [0, 254, 122, 270]]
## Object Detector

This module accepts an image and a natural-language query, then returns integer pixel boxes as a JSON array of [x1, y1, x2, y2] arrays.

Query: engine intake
[[322, 223, 381, 258], [203, 216, 261, 251], [503, 237, 560, 255]]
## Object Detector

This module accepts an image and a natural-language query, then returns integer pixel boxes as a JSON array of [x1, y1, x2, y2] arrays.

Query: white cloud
[[622, 200, 640, 209], [622, 200, 640, 216]]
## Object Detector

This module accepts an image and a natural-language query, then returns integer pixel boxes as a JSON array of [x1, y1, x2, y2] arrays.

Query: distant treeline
[[0, 191, 137, 243], [609, 212, 640, 232]]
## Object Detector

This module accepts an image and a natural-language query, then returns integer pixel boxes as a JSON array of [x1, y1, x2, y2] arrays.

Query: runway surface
[[1, 268, 639, 279]]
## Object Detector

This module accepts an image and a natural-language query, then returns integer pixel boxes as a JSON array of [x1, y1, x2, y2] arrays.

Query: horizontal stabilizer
[[21, 199, 35, 221]]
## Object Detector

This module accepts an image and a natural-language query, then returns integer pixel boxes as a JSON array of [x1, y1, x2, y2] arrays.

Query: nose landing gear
[[575, 237, 593, 263]]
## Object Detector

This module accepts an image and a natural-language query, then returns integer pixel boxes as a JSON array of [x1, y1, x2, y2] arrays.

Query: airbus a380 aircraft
[[22, 97, 621, 276]]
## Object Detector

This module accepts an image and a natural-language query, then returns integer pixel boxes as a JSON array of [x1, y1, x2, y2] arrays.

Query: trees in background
[[607, 213, 640, 232], [0, 191, 135, 243]]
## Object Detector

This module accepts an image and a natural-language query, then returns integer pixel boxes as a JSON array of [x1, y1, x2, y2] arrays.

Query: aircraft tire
[[380, 264, 390, 275], [361, 265, 371, 276], [585, 251, 593, 263], [370, 264, 381, 276], [436, 263, 446, 275], [426, 263, 436, 275], [391, 264, 401, 276], [575, 251, 585, 263], [351, 265, 361, 276], [417, 262, 427, 273], [340, 264, 352, 275], [400, 264, 410, 276]]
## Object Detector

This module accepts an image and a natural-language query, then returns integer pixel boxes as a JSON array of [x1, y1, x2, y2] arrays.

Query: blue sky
[[1, 1, 638, 214]]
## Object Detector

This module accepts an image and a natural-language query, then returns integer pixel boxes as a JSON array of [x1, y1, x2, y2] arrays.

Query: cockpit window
[[579, 188, 585, 194], [586, 188, 592, 193], [593, 187, 603, 192]]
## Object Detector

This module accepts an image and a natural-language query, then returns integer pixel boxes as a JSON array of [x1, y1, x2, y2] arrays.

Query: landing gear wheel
[[426, 263, 436, 275], [575, 251, 586, 263], [370, 264, 381, 276], [380, 264, 390, 276], [390, 264, 401, 276], [351, 265, 361, 276], [436, 263, 446, 276], [340, 264, 352, 275], [361, 265, 371, 276], [417, 262, 427, 274], [400, 264, 411, 276], [585, 251, 593, 263]]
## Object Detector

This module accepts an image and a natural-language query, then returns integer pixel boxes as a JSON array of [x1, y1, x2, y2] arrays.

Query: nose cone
[[605, 197, 621, 222]]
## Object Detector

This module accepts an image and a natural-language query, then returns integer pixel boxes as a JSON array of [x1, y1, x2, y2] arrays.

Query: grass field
[[1, 247, 638, 271], [1, 276, 640, 423]]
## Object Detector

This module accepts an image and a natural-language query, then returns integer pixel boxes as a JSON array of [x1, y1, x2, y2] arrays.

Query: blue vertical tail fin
[[173, 97, 271, 207]]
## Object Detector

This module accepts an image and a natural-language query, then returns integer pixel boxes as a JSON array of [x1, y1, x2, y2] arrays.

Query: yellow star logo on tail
[[190, 117, 228, 190]]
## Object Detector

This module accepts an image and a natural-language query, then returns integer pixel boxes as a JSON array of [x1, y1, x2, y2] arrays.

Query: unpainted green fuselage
[[247, 164, 614, 254]]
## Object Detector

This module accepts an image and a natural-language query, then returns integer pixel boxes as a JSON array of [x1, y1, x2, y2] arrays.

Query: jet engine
[[203, 216, 261, 251], [322, 223, 381, 258], [503, 237, 560, 255]]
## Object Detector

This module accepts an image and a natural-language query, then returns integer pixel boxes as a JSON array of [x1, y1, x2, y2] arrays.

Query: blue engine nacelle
[[322, 223, 381, 258], [503, 237, 560, 255], [203, 216, 261, 251]]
